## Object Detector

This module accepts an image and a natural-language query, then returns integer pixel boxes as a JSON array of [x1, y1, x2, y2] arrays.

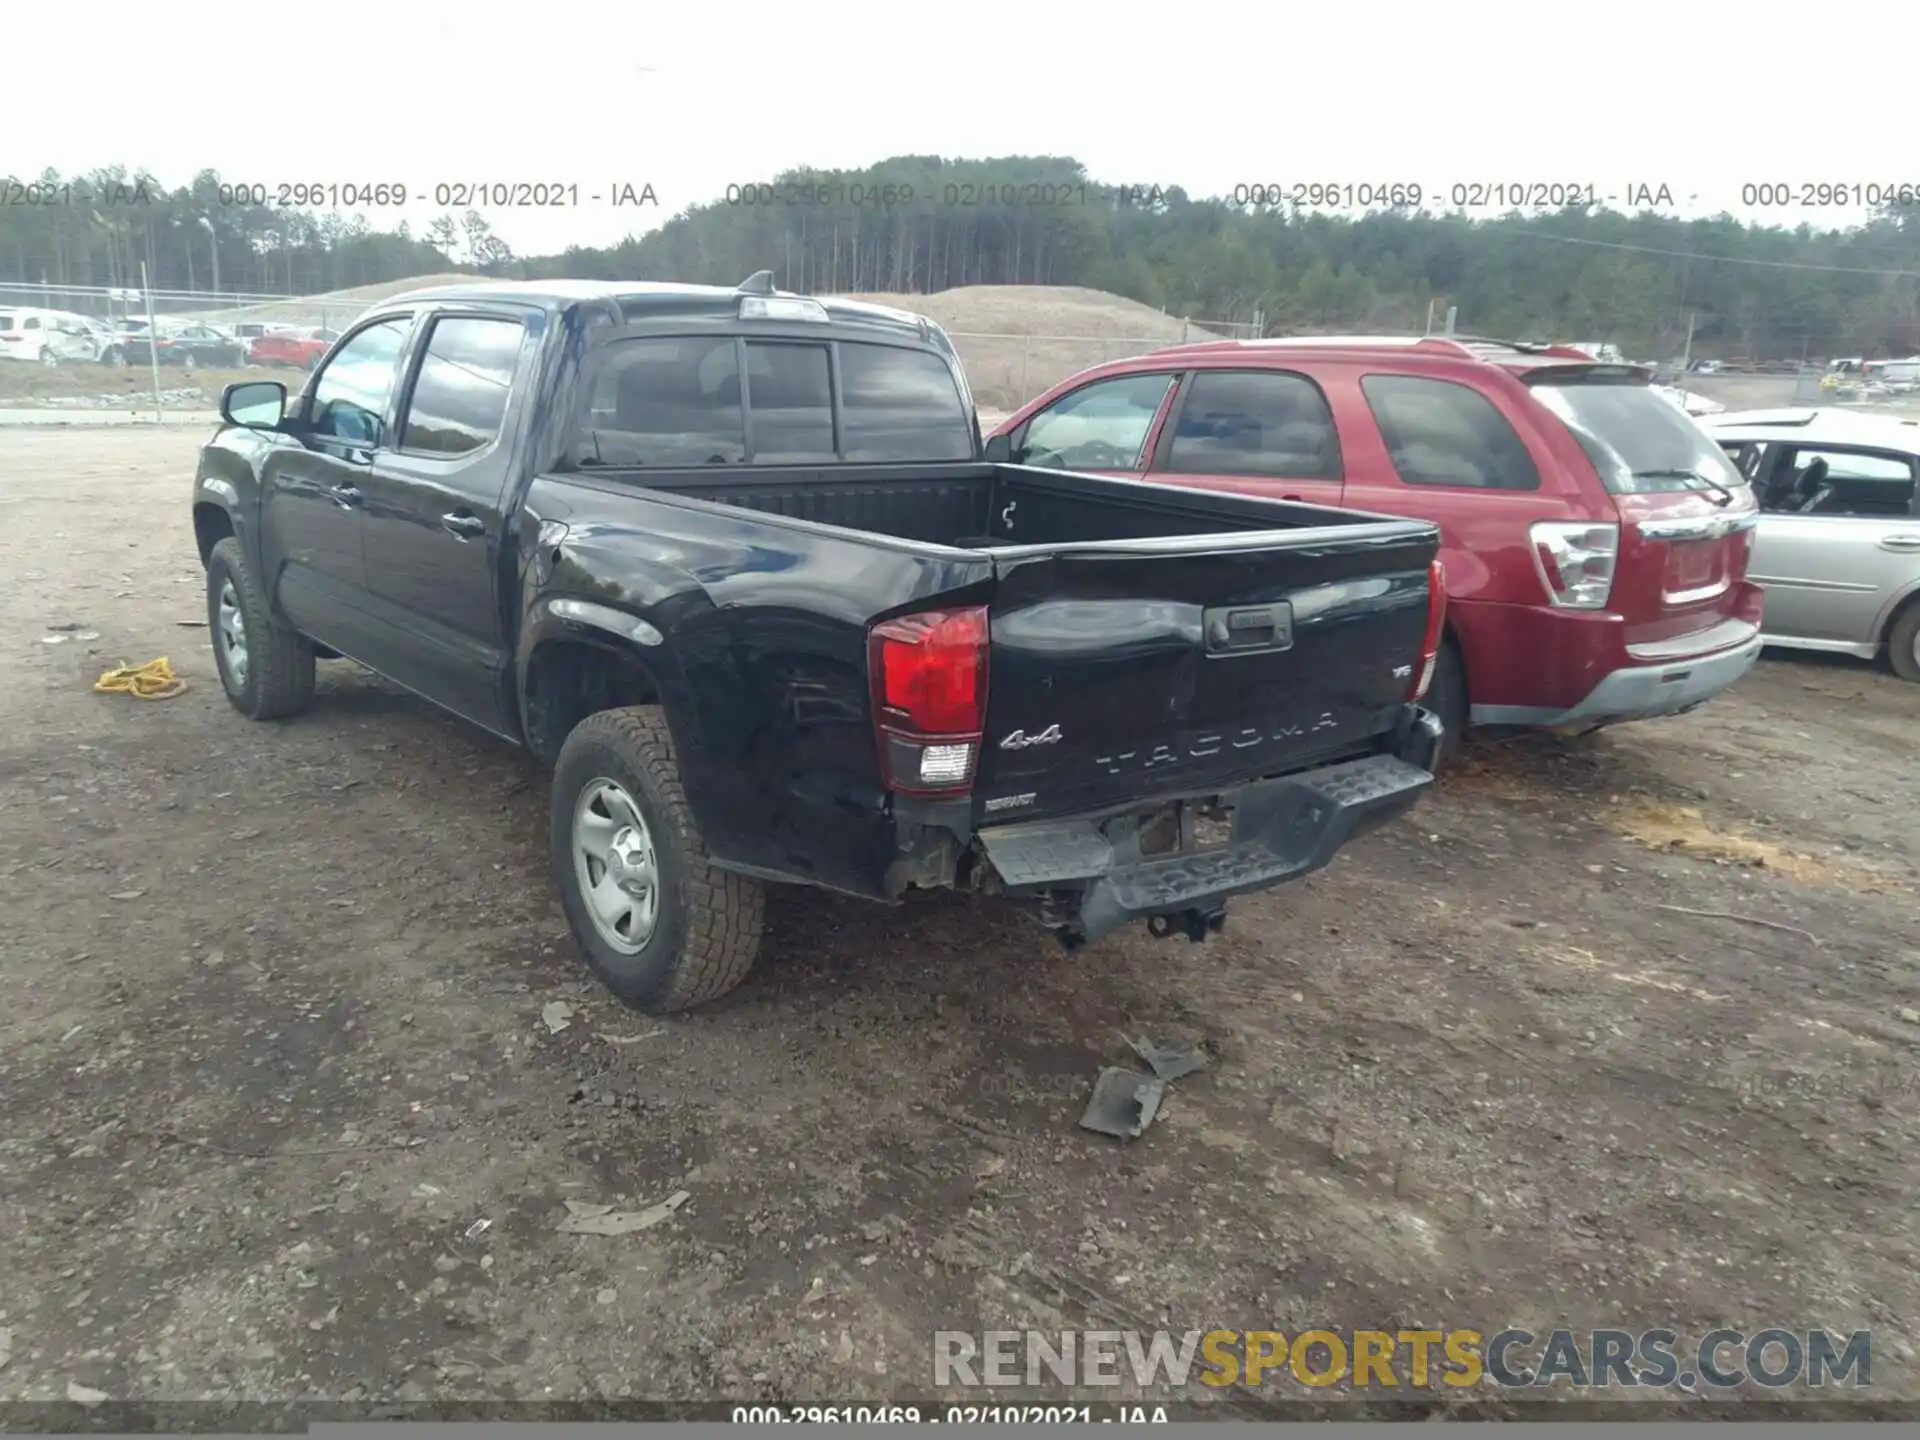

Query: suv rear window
[[1530, 378, 1746, 494]]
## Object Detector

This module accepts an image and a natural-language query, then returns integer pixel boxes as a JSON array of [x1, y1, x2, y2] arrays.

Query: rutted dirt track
[[1, 430, 1917, 1414]]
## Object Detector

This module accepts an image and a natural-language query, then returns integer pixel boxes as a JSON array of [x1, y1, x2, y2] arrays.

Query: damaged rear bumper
[[976, 709, 1442, 946]]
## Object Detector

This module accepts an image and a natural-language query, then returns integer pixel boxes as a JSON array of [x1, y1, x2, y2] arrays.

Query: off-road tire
[[206, 537, 316, 720], [1888, 601, 1920, 683], [1424, 636, 1468, 767], [551, 706, 765, 1013]]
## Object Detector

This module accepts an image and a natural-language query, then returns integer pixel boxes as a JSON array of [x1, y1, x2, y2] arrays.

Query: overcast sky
[[4, 2, 1908, 256]]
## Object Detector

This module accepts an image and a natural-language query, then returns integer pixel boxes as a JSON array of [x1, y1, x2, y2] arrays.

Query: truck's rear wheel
[[551, 706, 765, 1013], [205, 537, 315, 720], [1424, 636, 1467, 767]]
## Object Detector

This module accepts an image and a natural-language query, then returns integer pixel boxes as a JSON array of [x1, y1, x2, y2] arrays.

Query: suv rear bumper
[[1473, 620, 1762, 728], [975, 709, 1441, 946]]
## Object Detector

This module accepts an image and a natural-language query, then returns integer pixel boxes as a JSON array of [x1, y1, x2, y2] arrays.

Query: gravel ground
[[1, 430, 1916, 1417]]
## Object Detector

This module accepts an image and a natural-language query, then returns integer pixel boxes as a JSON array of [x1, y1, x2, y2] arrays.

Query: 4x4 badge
[[1000, 724, 1063, 750]]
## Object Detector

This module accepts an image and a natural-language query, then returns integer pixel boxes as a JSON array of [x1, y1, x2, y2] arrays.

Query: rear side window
[[0, 317, 13, 331], [578, 336, 747, 466], [1530, 380, 1744, 494], [839, 344, 972, 462], [1771, 446, 1917, 518], [745, 341, 834, 464], [399, 316, 522, 457], [1360, 375, 1540, 490], [1163, 370, 1340, 480]]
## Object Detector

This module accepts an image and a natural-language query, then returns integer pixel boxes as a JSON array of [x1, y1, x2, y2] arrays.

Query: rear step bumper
[[977, 711, 1441, 947]]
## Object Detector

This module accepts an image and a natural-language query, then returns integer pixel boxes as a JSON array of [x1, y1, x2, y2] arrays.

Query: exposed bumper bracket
[[979, 717, 1440, 948]]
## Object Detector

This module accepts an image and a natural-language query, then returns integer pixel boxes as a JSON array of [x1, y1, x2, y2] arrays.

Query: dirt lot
[[0, 363, 263, 413], [1, 429, 1918, 1417]]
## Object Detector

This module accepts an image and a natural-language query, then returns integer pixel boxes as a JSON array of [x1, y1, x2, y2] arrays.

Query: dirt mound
[[836, 286, 1218, 410]]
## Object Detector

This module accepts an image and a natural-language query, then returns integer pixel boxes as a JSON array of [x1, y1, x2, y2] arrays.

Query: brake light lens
[[1410, 558, 1448, 701], [740, 295, 829, 322], [1530, 521, 1619, 609], [868, 606, 990, 795]]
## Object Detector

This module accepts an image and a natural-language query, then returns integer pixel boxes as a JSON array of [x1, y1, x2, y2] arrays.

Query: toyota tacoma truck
[[191, 272, 1447, 1013]]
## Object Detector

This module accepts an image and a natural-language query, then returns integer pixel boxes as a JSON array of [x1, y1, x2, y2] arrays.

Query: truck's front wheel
[[206, 537, 316, 720], [550, 707, 765, 1013]]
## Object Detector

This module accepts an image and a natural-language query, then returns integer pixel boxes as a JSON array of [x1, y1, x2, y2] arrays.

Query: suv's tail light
[[1530, 521, 1619, 609], [1410, 558, 1448, 701], [868, 606, 990, 795]]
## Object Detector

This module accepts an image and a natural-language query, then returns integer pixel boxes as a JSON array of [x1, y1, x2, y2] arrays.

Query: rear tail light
[[1530, 521, 1619, 609], [1409, 558, 1448, 701], [868, 606, 990, 795]]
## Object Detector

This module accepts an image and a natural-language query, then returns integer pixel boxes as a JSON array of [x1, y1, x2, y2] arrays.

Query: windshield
[[1529, 379, 1746, 495]]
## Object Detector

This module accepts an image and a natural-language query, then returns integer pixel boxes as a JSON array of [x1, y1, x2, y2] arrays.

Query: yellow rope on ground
[[93, 657, 187, 701]]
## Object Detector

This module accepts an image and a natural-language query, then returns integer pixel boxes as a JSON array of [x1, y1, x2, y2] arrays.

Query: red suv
[[984, 336, 1765, 760]]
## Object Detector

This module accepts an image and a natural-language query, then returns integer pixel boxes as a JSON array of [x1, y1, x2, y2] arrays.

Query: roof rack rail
[[736, 270, 777, 296]]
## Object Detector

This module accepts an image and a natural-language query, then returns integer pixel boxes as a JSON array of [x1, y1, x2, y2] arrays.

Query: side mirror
[[221, 380, 287, 429], [983, 431, 1012, 463]]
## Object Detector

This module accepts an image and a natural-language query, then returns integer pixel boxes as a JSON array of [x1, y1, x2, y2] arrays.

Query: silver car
[[1704, 408, 1920, 681]]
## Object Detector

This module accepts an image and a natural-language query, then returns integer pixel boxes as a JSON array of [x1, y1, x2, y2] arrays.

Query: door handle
[[1879, 534, 1920, 553], [441, 511, 486, 539], [329, 483, 361, 508]]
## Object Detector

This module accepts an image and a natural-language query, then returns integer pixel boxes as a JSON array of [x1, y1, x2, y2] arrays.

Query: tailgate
[[974, 525, 1438, 822], [1609, 488, 1758, 639], [1524, 368, 1759, 644]]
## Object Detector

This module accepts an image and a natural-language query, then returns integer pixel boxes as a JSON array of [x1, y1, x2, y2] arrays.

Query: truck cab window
[[839, 344, 973, 462], [577, 336, 746, 466], [744, 341, 834, 464], [399, 316, 523, 457], [310, 319, 409, 446]]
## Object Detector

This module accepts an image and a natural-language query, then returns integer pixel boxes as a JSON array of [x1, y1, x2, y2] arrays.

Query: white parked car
[[0, 307, 125, 366], [1703, 408, 1920, 681]]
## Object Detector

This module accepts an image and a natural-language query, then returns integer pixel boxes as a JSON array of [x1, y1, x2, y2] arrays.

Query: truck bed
[[607, 461, 1363, 550]]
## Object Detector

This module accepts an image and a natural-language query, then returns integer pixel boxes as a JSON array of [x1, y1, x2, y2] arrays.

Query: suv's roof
[[1705, 407, 1920, 450], [1148, 333, 1629, 377], [376, 275, 942, 346]]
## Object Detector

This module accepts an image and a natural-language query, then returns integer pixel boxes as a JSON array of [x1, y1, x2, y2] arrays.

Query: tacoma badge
[[999, 724, 1062, 751]]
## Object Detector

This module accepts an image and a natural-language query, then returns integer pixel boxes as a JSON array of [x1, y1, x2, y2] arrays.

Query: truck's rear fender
[[517, 475, 994, 898]]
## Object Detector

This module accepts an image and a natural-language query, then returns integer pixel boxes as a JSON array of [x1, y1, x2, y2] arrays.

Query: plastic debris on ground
[[555, 1190, 690, 1236], [1079, 1067, 1166, 1140], [1127, 1034, 1208, 1081]]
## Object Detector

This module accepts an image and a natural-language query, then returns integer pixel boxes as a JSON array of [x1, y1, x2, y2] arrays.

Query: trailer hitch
[[1147, 907, 1227, 943]]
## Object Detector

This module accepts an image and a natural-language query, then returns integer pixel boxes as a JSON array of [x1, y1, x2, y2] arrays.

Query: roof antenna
[[736, 270, 776, 296]]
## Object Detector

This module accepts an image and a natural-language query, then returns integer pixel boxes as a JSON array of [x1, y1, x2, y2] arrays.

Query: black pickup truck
[[191, 272, 1447, 1012]]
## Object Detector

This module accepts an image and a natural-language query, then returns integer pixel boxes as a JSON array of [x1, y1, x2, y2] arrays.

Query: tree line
[[5, 158, 1919, 359]]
